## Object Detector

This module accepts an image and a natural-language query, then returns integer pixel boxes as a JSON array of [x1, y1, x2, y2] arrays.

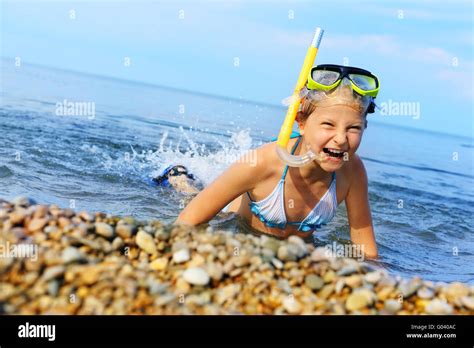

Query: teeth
[[328, 148, 342, 154]]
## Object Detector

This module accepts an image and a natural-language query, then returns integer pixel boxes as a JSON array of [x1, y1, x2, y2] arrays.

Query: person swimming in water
[[153, 165, 200, 195], [173, 64, 380, 259]]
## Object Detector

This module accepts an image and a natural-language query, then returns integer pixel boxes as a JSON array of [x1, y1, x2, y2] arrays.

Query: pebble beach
[[1, 197, 473, 315]]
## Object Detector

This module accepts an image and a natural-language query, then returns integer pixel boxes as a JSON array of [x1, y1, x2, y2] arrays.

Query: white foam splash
[[80, 128, 261, 186]]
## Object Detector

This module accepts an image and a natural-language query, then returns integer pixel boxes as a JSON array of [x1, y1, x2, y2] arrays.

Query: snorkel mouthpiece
[[276, 27, 325, 167]]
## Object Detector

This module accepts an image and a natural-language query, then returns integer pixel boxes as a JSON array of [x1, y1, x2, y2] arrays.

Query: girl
[[176, 64, 379, 259]]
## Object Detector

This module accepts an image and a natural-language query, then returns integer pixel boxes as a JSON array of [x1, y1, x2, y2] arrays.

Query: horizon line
[[1, 56, 472, 141]]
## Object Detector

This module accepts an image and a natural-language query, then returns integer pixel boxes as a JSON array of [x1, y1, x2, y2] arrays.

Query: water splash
[[80, 127, 261, 186]]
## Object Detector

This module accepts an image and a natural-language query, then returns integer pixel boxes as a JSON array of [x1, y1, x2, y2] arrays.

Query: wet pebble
[[398, 278, 422, 298], [173, 249, 190, 264], [460, 296, 474, 310], [94, 222, 115, 239], [28, 218, 48, 232], [337, 264, 358, 276], [116, 223, 133, 239], [305, 274, 324, 290], [417, 287, 435, 300], [149, 257, 169, 271], [183, 267, 210, 286], [384, 299, 402, 314], [61, 247, 85, 264], [364, 271, 382, 284], [136, 231, 158, 255], [345, 289, 374, 311], [42, 265, 66, 281], [426, 299, 453, 315], [277, 244, 298, 262]]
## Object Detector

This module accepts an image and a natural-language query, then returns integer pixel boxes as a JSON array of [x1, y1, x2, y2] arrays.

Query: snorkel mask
[[276, 29, 380, 167]]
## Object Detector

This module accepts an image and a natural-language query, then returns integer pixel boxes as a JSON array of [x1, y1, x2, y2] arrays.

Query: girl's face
[[298, 104, 366, 171]]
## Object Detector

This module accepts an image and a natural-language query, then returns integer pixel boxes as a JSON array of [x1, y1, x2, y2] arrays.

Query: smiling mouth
[[322, 148, 345, 158]]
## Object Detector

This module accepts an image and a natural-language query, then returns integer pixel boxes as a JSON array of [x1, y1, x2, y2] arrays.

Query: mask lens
[[349, 74, 377, 91], [312, 70, 340, 86]]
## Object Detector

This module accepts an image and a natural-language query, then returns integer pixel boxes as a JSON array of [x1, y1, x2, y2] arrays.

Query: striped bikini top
[[246, 136, 338, 232]]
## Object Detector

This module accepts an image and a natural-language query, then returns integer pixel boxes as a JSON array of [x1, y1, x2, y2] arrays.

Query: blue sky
[[1, 0, 473, 137]]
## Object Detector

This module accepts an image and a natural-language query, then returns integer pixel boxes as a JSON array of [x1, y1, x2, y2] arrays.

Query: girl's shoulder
[[249, 139, 293, 180], [254, 138, 298, 166], [338, 153, 368, 190]]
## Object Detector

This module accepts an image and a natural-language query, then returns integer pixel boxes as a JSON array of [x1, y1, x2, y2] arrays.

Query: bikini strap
[[281, 136, 302, 180]]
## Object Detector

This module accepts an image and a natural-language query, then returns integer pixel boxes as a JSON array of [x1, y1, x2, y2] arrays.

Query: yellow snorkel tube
[[276, 27, 324, 167]]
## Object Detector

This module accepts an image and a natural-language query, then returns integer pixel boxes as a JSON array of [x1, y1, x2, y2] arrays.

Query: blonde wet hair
[[297, 82, 372, 127]]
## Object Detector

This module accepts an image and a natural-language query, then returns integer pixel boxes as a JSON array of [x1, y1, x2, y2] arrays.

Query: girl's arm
[[345, 156, 378, 259], [175, 149, 265, 226]]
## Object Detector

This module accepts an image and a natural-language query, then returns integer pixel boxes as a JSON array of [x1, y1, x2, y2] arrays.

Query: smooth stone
[[182, 267, 210, 286], [262, 239, 280, 253], [111, 237, 124, 250], [175, 278, 191, 294], [443, 282, 469, 300], [28, 218, 48, 232], [207, 262, 223, 281], [154, 229, 170, 241], [345, 289, 375, 311], [136, 231, 158, 255], [305, 274, 324, 290], [364, 271, 382, 284], [150, 257, 169, 271], [277, 245, 298, 262], [288, 235, 307, 257], [147, 280, 169, 295], [337, 265, 358, 276], [116, 223, 133, 239], [261, 248, 275, 262], [417, 287, 435, 300], [172, 241, 189, 252], [42, 265, 66, 281], [271, 258, 283, 269], [47, 280, 60, 297], [10, 208, 26, 225], [173, 248, 190, 264], [346, 292, 369, 311], [335, 279, 345, 294], [397, 278, 422, 298], [460, 296, 474, 310], [377, 287, 394, 301], [143, 225, 154, 235], [216, 284, 241, 305], [44, 226, 58, 235], [81, 267, 101, 285], [378, 276, 397, 288], [78, 211, 92, 221], [122, 216, 136, 225], [345, 275, 362, 288], [58, 217, 71, 228], [233, 255, 250, 267], [323, 270, 336, 283], [384, 299, 402, 314], [277, 279, 292, 294], [154, 293, 176, 306], [61, 247, 85, 264], [95, 222, 115, 238], [282, 296, 302, 314], [425, 299, 453, 315], [318, 284, 335, 300], [33, 205, 48, 219]]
